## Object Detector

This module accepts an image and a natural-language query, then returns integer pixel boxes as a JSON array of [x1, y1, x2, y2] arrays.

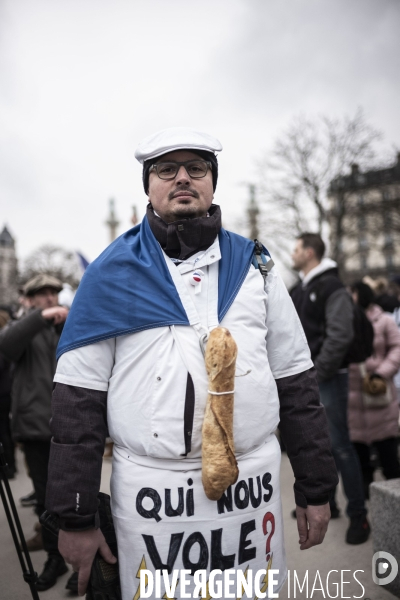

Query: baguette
[[202, 327, 239, 500]]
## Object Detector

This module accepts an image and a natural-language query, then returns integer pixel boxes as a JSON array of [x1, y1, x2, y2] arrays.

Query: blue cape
[[57, 217, 261, 359]]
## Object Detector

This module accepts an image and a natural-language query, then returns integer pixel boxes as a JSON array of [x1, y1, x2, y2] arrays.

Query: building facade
[[328, 153, 400, 283], [0, 225, 19, 307]]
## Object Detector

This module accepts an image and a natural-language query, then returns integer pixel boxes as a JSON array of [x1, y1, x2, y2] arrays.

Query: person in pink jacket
[[348, 281, 400, 498]]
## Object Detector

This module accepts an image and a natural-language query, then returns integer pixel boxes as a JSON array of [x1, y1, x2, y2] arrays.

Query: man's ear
[[306, 247, 315, 261]]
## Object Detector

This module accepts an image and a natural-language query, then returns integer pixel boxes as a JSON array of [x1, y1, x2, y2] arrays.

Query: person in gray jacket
[[0, 274, 72, 592], [290, 233, 370, 545]]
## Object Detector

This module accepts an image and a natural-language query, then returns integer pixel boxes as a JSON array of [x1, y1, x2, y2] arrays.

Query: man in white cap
[[46, 128, 337, 598]]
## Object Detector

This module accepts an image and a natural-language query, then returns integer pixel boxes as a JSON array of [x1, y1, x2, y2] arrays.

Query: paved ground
[[0, 447, 397, 600]]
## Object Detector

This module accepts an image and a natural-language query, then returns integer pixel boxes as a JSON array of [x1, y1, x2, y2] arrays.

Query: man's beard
[[171, 205, 203, 220], [168, 187, 203, 220]]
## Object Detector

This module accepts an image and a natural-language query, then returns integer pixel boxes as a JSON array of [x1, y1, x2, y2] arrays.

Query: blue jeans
[[318, 372, 367, 518]]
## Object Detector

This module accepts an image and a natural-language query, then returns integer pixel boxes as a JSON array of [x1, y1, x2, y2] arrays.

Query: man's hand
[[58, 528, 117, 596], [41, 306, 69, 324], [295, 503, 331, 550]]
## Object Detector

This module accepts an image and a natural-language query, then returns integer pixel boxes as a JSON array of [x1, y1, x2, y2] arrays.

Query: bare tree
[[21, 245, 81, 288], [256, 108, 382, 271]]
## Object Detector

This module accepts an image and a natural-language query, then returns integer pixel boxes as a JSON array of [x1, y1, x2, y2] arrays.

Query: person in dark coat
[[0, 309, 15, 479], [0, 274, 71, 592], [290, 233, 370, 545]]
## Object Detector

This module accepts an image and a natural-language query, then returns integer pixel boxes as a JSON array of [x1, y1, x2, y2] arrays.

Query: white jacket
[[55, 237, 312, 461]]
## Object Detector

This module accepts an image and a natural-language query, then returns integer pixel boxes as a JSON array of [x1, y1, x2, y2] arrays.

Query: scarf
[[146, 203, 221, 261]]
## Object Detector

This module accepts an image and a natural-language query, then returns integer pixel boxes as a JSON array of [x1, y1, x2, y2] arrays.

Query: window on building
[[383, 211, 392, 234], [384, 233, 393, 248], [356, 174, 366, 186], [358, 233, 368, 273], [360, 254, 368, 271]]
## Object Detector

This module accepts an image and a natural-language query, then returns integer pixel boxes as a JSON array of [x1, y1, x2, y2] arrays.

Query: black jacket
[[0, 354, 13, 399], [290, 264, 354, 381], [0, 309, 62, 441]]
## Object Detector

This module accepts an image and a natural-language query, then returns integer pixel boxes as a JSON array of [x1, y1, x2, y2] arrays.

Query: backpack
[[252, 240, 274, 281], [310, 275, 374, 365], [256, 247, 374, 365]]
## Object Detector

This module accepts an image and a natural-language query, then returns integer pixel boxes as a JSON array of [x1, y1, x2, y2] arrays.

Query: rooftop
[[329, 152, 400, 193]]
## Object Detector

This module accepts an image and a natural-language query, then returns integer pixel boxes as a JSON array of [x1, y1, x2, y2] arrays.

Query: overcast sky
[[1, 0, 399, 266]]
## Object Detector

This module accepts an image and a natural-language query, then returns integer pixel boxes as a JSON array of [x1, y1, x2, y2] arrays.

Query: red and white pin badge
[[191, 269, 205, 294]]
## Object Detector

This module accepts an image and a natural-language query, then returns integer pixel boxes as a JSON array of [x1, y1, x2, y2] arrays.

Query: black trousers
[[22, 440, 61, 557], [353, 437, 400, 486]]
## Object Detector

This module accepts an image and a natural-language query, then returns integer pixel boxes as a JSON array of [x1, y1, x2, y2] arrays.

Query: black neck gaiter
[[146, 204, 222, 261]]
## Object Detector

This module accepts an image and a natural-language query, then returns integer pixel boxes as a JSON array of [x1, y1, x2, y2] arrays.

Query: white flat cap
[[135, 127, 223, 164]]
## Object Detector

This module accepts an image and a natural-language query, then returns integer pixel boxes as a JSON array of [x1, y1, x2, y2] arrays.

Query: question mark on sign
[[262, 512, 275, 563]]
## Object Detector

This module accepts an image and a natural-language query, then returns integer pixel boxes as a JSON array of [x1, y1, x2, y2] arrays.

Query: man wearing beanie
[[46, 127, 337, 599], [0, 274, 71, 592]]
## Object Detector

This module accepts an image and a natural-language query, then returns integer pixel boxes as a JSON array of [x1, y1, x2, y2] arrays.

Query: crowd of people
[[0, 128, 399, 598], [291, 232, 400, 539], [1, 235, 400, 596]]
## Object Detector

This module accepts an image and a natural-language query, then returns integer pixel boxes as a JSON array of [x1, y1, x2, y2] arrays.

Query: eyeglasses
[[149, 159, 212, 180]]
